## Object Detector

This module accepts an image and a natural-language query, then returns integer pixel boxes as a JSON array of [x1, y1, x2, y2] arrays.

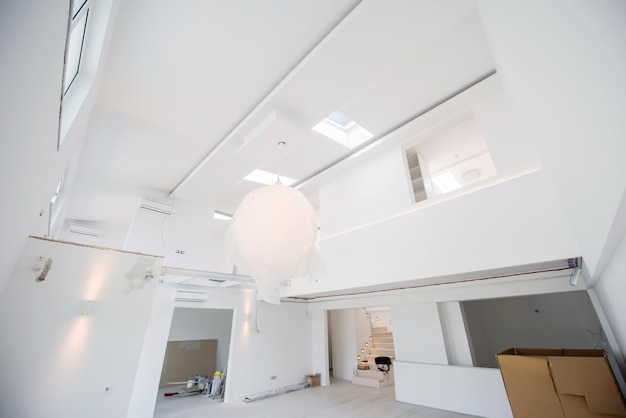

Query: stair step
[[372, 342, 394, 349], [372, 331, 393, 338], [352, 376, 383, 388], [352, 372, 394, 388], [371, 327, 387, 332], [356, 369, 387, 379], [369, 348, 395, 356]]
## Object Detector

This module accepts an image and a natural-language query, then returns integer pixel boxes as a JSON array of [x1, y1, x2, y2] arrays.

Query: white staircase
[[352, 326, 395, 388]]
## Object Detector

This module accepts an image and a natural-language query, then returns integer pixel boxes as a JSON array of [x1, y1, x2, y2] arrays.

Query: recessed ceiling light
[[244, 169, 296, 186], [312, 111, 373, 149], [461, 168, 480, 182]]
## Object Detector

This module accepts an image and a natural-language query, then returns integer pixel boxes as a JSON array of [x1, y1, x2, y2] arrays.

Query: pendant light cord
[[276, 141, 286, 185]]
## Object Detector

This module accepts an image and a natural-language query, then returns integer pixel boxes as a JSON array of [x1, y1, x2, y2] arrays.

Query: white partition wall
[[438, 301, 474, 367], [0, 237, 163, 418], [394, 362, 513, 417], [390, 303, 448, 364], [329, 309, 358, 380]]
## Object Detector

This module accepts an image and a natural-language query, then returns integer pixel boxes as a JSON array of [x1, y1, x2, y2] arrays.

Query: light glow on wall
[[82, 257, 113, 300]]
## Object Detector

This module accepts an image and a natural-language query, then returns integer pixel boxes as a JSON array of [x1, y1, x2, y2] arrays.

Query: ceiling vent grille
[[174, 290, 209, 303], [140, 198, 176, 215], [68, 222, 104, 237]]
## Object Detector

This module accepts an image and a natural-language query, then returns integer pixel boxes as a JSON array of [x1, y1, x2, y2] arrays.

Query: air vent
[[140, 198, 175, 215], [174, 290, 209, 303], [68, 222, 103, 237]]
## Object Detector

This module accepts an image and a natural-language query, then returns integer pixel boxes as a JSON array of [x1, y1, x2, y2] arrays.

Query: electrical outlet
[[270, 375, 277, 380], [104, 386, 113, 394]]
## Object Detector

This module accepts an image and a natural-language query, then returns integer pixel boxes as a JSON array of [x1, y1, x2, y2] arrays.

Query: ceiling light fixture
[[226, 141, 323, 304]]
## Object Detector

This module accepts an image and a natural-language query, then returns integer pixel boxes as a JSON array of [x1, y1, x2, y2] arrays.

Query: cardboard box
[[306, 373, 320, 387], [497, 348, 626, 418]]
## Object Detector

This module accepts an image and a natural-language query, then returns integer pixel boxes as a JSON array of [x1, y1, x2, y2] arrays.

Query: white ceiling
[[67, 0, 495, 227]]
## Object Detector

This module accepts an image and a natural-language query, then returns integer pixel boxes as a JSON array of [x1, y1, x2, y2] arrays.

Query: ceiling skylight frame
[[312, 110, 374, 149], [213, 210, 233, 221], [325, 110, 356, 131], [244, 169, 296, 187]]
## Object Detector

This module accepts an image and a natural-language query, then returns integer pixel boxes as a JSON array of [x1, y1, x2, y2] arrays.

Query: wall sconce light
[[375, 316, 379, 321], [357, 355, 361, 361], [361, 348, 364, 353], [569, 268, 582, 286], [81, 300, 95, 315], [568, 258, 582, 286], [365, 342, 369, 347]]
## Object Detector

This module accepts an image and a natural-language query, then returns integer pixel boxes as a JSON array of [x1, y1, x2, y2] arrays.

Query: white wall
[[367, 307, 392, 331], [128, 285, 176, 418], [168, 308, 233, 372], [289, 170, 579, 298], [0, 237, 162, 418], [309, 309, 330, 386], [394, 362, 512, 418], [390, 303, 448, 365], [329, 309, 358, 380], [463, 291, 602, 368], [125, 200, 233, 273], [354, 308, 372, 361], [0, 0, 120, 295], [320, 148, 412, 237], [438, 302, 473, 366], [0, 0, 70, 295], [477, 0, 626, 372]]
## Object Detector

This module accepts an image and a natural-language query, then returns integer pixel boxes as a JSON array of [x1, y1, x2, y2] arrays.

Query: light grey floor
[[154, 378, 479, 418]]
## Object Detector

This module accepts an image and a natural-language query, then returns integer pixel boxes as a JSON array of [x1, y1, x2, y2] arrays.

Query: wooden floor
[[154, 378, 479, 418]]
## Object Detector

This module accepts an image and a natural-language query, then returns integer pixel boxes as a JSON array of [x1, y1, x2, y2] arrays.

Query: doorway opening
[[327, 307, 396, 388], [153, 307, 234, 418]]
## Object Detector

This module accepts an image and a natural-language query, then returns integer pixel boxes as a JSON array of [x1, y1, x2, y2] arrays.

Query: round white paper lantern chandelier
[[225, 177, 322, 304]]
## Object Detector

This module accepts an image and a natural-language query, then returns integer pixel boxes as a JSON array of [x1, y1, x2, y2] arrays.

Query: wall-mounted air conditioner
[[174, 290, 209, 303], [140, 198, 176, 215], [68, 222, 104, 237]]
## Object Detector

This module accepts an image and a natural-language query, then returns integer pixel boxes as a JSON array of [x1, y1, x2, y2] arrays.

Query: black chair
[[375, 356, 392, 373]]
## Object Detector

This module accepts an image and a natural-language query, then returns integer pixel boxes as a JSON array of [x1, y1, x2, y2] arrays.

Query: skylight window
[[63, 0, 90, 94], [431, 172, 462, 194], [72, 0, 88, 17], [244, 169, 296, 186], [213, 210, 233, 221], [312, 111, 374, 149], [325, 110, 356, 130]]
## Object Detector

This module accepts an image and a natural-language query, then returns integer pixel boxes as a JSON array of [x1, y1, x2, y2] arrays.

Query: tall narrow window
[[63, 0, 90, 94]]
